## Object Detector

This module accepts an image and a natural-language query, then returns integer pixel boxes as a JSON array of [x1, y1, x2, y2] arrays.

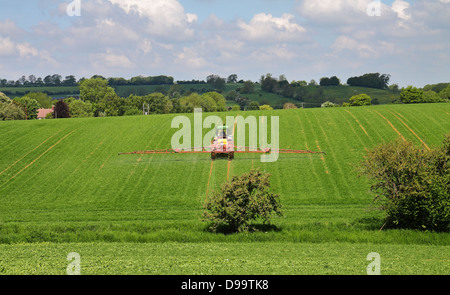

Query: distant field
[[313, 85, 399, 105], [0, 83, 399, 107], [0, 86, 79, 97], [0, 103, 448, 274]]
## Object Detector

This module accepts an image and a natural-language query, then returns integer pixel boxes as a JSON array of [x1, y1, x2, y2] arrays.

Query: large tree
[[227, 74, 238, 83], [347, 73, 390, 89], [0, 92, 25, 120], [13, 96, 40, 120], [320, 76, 340, 86], [240, 80, 255, 94], [260, 73, 278, 93], [202, 92, 227, 112], [62, 75, 77, 86], [79, 78, 117, 103], [399, 86, 424, 104], [68, 99, 94, 118], [25, 92, 53, 109], [439, 84, 450, 101], [53, 100, 71, 119], [206, 75, 226, 90]]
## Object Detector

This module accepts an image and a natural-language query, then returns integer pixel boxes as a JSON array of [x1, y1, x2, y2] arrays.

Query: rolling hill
[[0, 103, 448, 274], [0, 83, 399, 107]]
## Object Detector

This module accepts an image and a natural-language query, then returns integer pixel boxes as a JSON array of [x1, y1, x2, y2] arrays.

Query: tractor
[[210, 125, 234, 160]]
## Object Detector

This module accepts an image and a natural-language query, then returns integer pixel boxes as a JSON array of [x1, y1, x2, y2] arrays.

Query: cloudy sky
[[0, 0, 449, 87]]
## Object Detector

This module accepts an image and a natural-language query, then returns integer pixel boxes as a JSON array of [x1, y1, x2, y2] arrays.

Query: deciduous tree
[[399, 86, 424, 103], [349, 94, 372, 106], [203, 169, 283, 233], [53, 100, 71, 119]]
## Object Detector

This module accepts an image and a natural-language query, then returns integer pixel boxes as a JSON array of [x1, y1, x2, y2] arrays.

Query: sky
[[0, 0, 449, 88]]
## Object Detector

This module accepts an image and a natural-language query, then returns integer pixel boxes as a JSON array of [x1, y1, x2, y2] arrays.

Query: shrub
[[259, 104, 273, 110], [231, 105, 240, 111], [321, 101, 338, 108], [203, 169, 283, 233], [359, 135, 450, 231], [349, 94, 372, 106], [123, 109, 142, 116], [0, 102, 25, 120], [283, 102, 298, 109], [399, 86, 424, 103], [247, 101, 260, 110]]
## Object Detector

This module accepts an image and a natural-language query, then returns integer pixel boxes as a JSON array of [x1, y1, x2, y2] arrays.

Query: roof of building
[[37, 108, 54, 119]]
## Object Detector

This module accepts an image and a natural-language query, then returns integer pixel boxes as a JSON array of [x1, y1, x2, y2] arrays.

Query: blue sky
[[0, 0, 449, 87], [178, 0, 298, 22]]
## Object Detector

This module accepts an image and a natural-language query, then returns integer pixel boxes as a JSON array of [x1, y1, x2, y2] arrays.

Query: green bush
[[203, 169, 283, 233], [123, 109, 142, 116], [349, 94, 372, 106], [399, 86, 424, 103], [321, 101, 338, 108], [359, 134, 450, 231]]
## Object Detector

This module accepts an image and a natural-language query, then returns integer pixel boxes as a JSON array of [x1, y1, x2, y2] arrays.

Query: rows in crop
[[0, 104, 448, 243]]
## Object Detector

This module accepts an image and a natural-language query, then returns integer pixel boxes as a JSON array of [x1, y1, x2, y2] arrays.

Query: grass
[[0, 103, 449, 274], [0, 242, 448, 275]]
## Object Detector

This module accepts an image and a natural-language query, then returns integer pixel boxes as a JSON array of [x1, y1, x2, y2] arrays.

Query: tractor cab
[[213, 125, 232, 143], [211, 125, 234, 160]]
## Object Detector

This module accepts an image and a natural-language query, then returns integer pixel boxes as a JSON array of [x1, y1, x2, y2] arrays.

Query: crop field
[[0, 103, 449, 275]]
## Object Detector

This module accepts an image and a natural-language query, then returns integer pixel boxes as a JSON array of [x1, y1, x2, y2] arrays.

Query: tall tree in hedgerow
[[359, 134, 450, 231], [53, 100, 71, 119], [203, 169, 283, 233]]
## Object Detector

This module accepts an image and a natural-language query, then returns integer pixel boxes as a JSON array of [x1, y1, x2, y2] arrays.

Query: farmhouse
[[37, 107, 54, 120]]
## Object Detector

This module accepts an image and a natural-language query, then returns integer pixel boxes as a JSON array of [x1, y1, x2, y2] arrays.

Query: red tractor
[[118, 126, 325, 159], [210, 125, 234, 160]]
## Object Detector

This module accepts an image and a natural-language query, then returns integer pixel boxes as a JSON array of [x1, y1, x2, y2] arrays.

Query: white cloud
[[0, 36, 46, 59], [250, 44, 297, 62], [1, 0, 449, 87], [392, 0, 411, 20], [107, 0, 198, 39], [297, 0, 375, 24], [238, 13, 306, 42], [331, 35, 379, 58], [16, 43, 39, 58], [174, 46, 210, 69], [0, 37, 16, 56], [91, 50, 135, 69]]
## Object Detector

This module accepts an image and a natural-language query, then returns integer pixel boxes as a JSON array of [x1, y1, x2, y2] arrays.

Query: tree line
[[0, 77, 231, 121], [1, 73, 449, 121], [0, 74, 174, 87], [0, 73, 246, 88]]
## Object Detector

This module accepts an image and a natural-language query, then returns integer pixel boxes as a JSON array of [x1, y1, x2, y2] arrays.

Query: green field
[[0, 103, 449, 274], [0, 83, 399, 106]]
